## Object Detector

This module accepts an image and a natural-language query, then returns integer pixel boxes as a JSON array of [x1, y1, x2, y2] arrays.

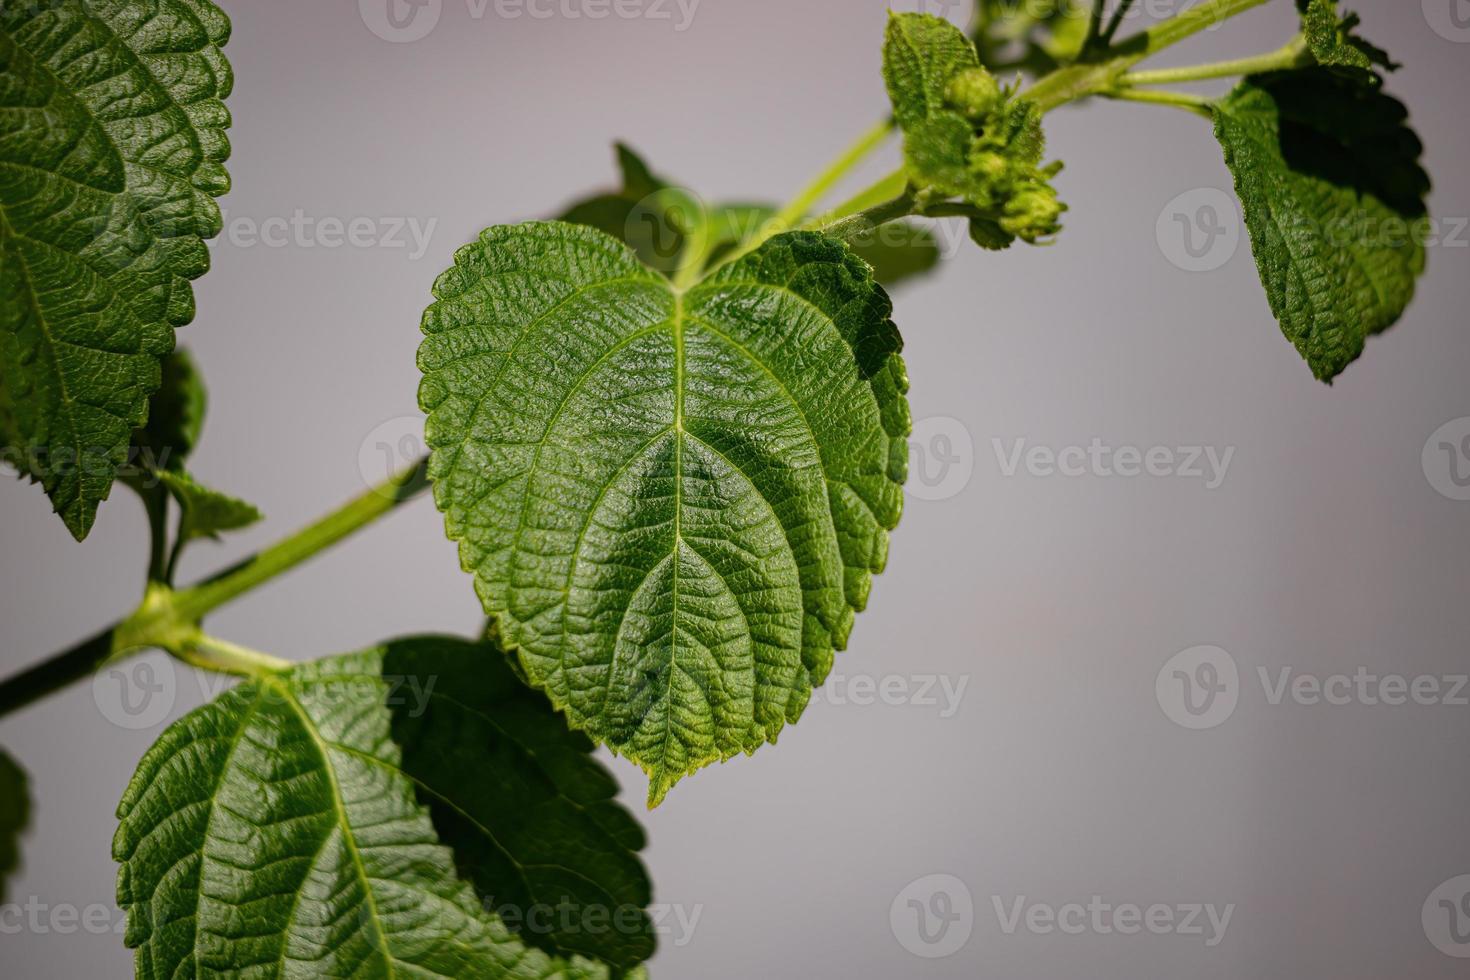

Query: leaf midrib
[[267, 675, 397, 978]]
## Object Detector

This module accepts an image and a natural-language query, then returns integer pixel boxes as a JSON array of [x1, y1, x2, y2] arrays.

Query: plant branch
[[178, 633, 291, 677], [807, 167, 910, 229], [1119, 37, 1309, 87], [1103, 87, 1216, 117], [820, 189, 920, 244], [0, 456, 430, 718], [1021, 0, 1274, 113], [767, 118, 894, 234]]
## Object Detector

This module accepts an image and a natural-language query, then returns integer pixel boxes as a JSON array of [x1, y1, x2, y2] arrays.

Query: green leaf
[[0, 0, 232, 539], [156, 468, 262, 541], [884, 12, 1065, 248], [1212, 69, 1429, 382], [132, 347, 207, 473], [419, 222, 910, 806], [558, 143, 689, 275], [848, 221, 944, 286], [1295, 0, 1396, 72], [0, 749, 30, 903], [114, 635, 652, 978]]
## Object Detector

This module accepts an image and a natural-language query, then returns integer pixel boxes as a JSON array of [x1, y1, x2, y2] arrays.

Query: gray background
[[3, 0, 1469, 976]]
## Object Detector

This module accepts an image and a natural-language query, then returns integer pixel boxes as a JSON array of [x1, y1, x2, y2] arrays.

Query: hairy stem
[[0, 456, 430, 717], [821, 189, 920, 244], [809, 167, 910, 229]]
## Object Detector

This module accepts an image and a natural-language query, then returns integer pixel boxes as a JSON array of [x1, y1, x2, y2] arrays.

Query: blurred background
[[2, 0, 1469, 976]]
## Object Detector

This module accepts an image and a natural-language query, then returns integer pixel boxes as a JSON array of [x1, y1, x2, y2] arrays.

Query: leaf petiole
[[1118, 37, 1311, 87]]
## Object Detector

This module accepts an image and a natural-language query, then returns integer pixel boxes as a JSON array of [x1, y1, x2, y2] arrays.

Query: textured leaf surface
[[114, 636, 650, 979], [0, 0, 232, 538], [0, 749, 29, 902], [1213, 69, 1428, 382], [1295, 0, 1394, 71], [419, 222, 910, 805]]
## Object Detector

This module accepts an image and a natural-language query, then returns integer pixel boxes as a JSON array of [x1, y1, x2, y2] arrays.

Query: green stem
[[169, 456, 429, 625], [820, 190, 920, 244], [0, 456, 430, 717], [807, 168, 910, 229], [1021, 0, 1274, 113], [767, 119, 894, 234], [143, 485, 170, 583], [178, 633, 292, 677], [1102, 0, 1138, 44], [1104, 88, 1216, 117], [1119, 37, 1309, 86], [709, 119, 896, 276]]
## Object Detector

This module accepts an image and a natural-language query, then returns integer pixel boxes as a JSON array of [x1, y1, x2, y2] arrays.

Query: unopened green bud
[[945, 68, 1002, 120], [970, 151, 1009, 182]]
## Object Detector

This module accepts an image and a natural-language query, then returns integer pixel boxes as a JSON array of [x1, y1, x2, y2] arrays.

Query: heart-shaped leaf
[[419, 222, 910, 805], [0, 0, 232, 539]]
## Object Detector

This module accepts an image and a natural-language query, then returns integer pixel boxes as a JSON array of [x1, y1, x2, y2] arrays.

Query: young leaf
[[0, 1, 232, 540], [0, 749, 29, 902], [131, 348, 208, 474], [155, 469, 263, 541], [114, 636, 652, 979], [1213, 69, 1429, 382], [884, 12, 1065, 248], [419, 222, 910, 806], [557, 143, 688, 274], [702, 203, 942, 288], [1295, 0, 1396, 72]]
